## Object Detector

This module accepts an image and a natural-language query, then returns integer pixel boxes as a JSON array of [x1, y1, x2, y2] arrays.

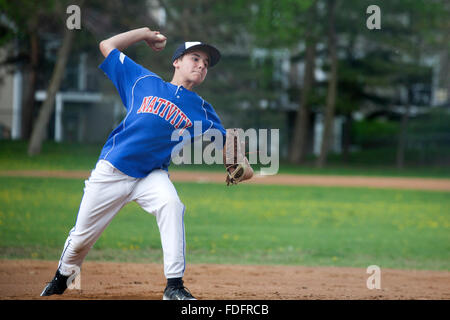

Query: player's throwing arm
[[99, 27, 167, 58]]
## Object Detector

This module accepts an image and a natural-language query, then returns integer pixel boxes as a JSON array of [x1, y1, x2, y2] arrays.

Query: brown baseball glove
[[223, 128, 254, 186]]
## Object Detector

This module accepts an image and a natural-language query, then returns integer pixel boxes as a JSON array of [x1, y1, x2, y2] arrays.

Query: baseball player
[[41, 28, 253, 300], [40, 27, 253, 300]]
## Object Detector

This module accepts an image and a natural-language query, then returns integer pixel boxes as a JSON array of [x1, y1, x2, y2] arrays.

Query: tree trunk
[[288, 3, 317, 164], [342, 112, 352, 163], [27, 27, 74, 156], [21, 29, 39, 139], [316, 0, 338, 168], [289, 42, 316, 164], [396, 102, 410, 169]]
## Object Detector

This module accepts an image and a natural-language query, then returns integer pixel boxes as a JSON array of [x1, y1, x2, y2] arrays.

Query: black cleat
[[163, 282, 196, 300], [40, 270, 69, 297]]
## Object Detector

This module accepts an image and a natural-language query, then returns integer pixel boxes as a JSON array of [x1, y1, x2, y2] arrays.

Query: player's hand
[[145, 31, 167, 52]]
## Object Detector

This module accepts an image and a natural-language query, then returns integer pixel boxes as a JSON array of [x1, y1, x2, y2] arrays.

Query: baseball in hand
[[154, 34, 167, 49]]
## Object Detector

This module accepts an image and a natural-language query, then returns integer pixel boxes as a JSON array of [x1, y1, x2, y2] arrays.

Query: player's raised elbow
[[99, 40, 114, 58]]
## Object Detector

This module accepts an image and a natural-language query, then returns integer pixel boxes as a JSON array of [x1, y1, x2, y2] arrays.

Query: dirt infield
[[1, 170, 450, 191], [0, 260, 449, 300]]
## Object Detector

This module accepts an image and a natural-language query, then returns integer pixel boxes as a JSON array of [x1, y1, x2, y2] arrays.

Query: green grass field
[[1, 140, 450, 178], [1, 176, 448, 270]]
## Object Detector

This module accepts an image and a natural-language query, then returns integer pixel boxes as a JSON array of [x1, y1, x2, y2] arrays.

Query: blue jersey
[[98, 49, 226, 178]]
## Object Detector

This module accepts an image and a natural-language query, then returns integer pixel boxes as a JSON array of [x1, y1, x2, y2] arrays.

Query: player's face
[[174, 50, 209, 86]]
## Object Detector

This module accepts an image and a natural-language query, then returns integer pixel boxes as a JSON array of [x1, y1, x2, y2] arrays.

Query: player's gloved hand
[[223, 128, 254, 186]]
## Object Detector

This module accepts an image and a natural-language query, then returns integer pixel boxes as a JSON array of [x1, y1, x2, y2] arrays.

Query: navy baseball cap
[[172, 42, 221, 67]]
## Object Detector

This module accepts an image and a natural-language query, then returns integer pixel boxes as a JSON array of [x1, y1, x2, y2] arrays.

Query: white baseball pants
[[58, 160, 186, 279]]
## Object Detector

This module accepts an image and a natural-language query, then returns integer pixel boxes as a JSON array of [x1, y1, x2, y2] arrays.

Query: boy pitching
[[40, 27, 226, 300]]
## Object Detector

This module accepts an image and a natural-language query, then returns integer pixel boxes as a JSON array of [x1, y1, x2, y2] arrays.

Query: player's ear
[[173, 58, 181, 69], [173, 55, 184, 68]]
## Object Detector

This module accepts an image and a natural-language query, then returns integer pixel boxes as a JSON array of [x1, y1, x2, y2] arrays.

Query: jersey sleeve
[[99, 49, 158, 110]]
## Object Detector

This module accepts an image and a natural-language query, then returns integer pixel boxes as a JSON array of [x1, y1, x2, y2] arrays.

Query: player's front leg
[[133, 169, 196, 300]]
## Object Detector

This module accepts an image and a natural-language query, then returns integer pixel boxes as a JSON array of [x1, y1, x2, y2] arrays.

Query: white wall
[[0, 47, 14, 138]]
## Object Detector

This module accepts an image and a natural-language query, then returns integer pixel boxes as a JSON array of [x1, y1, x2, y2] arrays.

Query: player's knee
[[168, 196, 184, 209], [162, 196, 184, 213]]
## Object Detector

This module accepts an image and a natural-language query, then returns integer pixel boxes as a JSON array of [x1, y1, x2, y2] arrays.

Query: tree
[[316, 0, 338, 168], [2, 0, 155, 153], [354, 0, 449, 168], [27, 1, 85, 155], [288, 2, 317, 164], [27, 25, 75, 155], [391, 1, 448, 169], [312, 0, 448, 168], [0, 0, 52, 139], [243, 0, 320, 162], [21, 19, 39, 140]]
